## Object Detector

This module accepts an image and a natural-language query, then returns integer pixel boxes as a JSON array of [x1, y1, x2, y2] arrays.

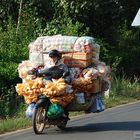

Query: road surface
[[1, 102, 140, 140]]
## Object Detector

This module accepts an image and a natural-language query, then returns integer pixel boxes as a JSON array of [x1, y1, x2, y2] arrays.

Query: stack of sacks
[[15, 78, 45, 104], [29, 35, 108, 93], [28, 35, 100, 68]]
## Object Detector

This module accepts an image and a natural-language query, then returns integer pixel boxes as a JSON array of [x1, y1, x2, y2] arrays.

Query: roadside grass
[[0, 75, 140, 134], [105, 75, 140, 108], [105, 96, 138, 108], [0, 117, 31, 134], [0, 104, 32, 134]]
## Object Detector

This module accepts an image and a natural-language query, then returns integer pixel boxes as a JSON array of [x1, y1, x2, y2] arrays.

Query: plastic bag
[[25, 103, 36, 118], [90, 96, 105, 113], [47, 104, 64, 119]]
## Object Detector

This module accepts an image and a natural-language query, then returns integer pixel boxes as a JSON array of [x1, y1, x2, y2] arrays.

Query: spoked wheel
[[32, 106, 46, 134]]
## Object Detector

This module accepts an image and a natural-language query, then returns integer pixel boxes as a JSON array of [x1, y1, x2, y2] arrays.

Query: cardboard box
[[62, 58, 92, 68], [62, 52, 92, 60]]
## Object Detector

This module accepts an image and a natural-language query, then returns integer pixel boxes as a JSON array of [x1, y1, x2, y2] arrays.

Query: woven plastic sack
[[47, 104, 64, 119]]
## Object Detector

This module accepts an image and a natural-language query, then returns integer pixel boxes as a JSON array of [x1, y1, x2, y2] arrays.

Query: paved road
[[1, 102, 140, 140]]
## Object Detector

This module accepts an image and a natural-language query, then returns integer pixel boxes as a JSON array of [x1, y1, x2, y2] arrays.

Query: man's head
[[48, 50, 61, 64]]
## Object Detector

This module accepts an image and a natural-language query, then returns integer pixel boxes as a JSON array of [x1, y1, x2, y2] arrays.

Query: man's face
[[49, 57, 57, 65]]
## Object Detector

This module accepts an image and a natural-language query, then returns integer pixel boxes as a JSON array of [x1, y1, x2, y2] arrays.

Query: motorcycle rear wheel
[[57, 119, 67, 130], [32, 106, 46, 134]]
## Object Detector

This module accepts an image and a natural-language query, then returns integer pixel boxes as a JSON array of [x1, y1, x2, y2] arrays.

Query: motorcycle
[[31, 93, 95, 134]]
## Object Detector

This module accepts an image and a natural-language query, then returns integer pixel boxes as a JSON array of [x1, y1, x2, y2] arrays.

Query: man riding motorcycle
[[39, 49, 71, 84], [28, 49, 71, 119]]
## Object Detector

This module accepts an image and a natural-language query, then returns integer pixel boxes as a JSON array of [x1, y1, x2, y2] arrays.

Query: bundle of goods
[[15, 78, 74, 107], [72, 77, 101, 94], [42, 78, 74, 107], [15, 35, 111, 113], [15, 78, 45, 104], [70, 63, 111, 94], [42, 78, 68, 97], [50, 94, 75, 107], [18, 60, 34, 79]]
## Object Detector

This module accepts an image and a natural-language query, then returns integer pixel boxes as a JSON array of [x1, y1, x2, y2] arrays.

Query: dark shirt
[[38, 61, 71, 83]]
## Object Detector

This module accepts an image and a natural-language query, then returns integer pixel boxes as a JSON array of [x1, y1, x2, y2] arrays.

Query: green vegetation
[[0, 117, 31, 134], [106, 75, 140, 108], [0, 104, 31, 134]]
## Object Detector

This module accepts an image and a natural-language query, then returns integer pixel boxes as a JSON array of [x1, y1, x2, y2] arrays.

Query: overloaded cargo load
[[16, 35, 111, 112], [28, 35, 100, 67]]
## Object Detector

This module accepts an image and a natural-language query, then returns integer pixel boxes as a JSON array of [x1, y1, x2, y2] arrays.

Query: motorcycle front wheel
[[32, 105, 46, 134]]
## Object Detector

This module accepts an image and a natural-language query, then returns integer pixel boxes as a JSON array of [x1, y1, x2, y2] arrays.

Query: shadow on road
[[49, 121, 140, 134]]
